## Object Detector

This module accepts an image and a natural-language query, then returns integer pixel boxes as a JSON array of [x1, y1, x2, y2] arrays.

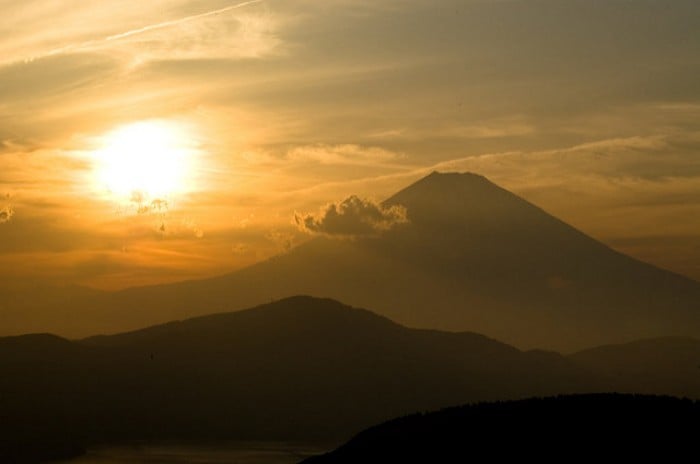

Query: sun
[[94, 121, 196, 200]]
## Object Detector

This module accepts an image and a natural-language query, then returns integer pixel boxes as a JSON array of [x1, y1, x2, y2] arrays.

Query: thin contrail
[[105, 0, 263, 41], [28, 0, 264, 62]]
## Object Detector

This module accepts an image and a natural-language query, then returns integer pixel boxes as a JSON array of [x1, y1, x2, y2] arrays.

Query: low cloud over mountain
[[295, 195, 408, 237]]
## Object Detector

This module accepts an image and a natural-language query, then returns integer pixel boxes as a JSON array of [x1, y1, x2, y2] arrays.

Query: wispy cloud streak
[[27, 0, 264, 62], [104, 0, 264, 41]]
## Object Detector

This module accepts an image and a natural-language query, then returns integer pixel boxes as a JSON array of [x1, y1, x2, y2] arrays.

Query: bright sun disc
[[94, 121, 195, 199]]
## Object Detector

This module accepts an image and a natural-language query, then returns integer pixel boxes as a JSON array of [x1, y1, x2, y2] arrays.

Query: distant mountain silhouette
[[3, 172, 700, 350], [0, 296, 596, 461], [302, 394, 700, 463], [571, 336, 700, 398]]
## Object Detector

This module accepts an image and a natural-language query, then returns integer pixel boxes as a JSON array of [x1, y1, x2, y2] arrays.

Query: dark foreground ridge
[[303, 394, 700, 463]]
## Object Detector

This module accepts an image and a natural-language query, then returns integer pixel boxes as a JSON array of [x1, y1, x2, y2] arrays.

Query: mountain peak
[[83, 296, 402, 347], [393, 171, 495, 198], [385, 171, 513, 210], [383, 170, 540, 231], [424, 170, 490, 182]]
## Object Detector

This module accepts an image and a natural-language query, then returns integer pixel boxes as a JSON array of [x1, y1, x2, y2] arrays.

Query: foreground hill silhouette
[[3, 172, 700, 350], [302, 394, 700, 463]]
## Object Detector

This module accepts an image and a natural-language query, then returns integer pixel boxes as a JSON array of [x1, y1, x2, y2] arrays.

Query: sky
[[1, 0, 700, 290]]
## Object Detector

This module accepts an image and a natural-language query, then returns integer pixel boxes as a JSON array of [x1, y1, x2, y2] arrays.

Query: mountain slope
[[3, 172, 700, 350], [0, 296, 596, 457], [570, 336, 700, 397]]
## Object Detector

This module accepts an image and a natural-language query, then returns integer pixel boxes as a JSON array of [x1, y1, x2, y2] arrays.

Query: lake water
[[61, 442, 327, 464]]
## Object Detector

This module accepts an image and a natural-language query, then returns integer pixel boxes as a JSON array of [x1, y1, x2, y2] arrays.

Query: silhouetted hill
[[0, 335, 93, 463], [302, 394, 700, 463], [0, 296, 597, 462], [3, 172, 700, 350]]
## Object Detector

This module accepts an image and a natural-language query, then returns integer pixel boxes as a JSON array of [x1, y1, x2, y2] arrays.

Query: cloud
[[131, 194, 169, 215], [265, 228, 299, 252], [0, 206, 14, 223], [287, 144, 402, 166], [107, 6, 280, 64], [429, 133, 700, 188], [231, 242, 256, 257], [70, 253, 133, 278], [179, 217, 205, 239], [295, 195, 407, 237], [4, 0, 277, 67], [0, 212, 109, 253], [101, 0, 265, 44]]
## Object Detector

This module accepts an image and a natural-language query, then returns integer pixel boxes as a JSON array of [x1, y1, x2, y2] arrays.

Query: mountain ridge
[[0, 296, 600, 454], [2, 295, 700, 462], [2, 171, 699, 350]]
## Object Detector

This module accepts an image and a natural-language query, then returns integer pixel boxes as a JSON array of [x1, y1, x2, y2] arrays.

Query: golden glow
[[94, 121, 196, 199]]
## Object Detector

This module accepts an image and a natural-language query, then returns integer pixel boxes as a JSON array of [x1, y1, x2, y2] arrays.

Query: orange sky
[[1, 0, 700, 289]]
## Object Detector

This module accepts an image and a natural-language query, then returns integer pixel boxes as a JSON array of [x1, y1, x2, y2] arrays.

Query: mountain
[[302, 394, 700, 463], [3, 172, 700, 350], [3, 297, 700, 462], [0, 296, 596, 461], [570, 336, 700, 398]]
